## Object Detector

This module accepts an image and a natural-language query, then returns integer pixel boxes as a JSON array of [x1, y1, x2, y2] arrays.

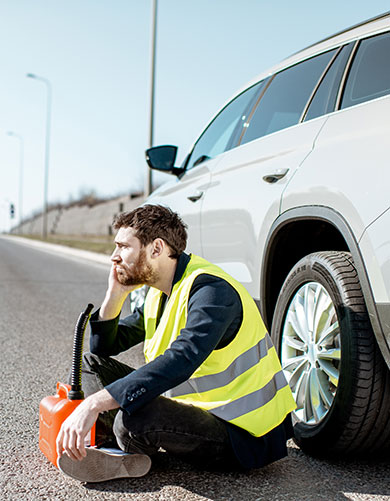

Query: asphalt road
[[0, 235, 389, 501]]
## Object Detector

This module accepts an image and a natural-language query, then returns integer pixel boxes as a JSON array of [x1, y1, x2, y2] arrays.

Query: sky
[[1, 0, 389, 231]]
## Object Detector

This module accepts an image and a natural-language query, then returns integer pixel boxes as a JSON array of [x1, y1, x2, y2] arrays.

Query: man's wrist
[[105, 288, 129, 306], [99, 290, 128, 320], [86, 389, 119, 413]]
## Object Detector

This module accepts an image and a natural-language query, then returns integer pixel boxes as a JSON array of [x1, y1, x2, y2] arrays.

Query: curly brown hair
[[112, 204, 188, 259]]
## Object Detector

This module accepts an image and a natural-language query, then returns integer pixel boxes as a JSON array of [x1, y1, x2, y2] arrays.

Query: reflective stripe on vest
[[144, 254, 296, 437], [166, 333, 274, 398], [209, 370, 288, 420]]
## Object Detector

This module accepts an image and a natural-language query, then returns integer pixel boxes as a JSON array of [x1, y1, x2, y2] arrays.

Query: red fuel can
[[39, 382, 96, 466]]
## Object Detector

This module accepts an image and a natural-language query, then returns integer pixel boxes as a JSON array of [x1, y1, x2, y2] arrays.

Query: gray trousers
[[81, 353, 241, 470]]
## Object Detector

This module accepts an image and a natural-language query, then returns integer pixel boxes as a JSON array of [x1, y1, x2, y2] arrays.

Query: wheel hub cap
[[280, 282, 341, 425]]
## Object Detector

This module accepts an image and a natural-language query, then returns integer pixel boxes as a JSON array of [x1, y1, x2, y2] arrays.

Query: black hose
[[68, 303, 94, 400]]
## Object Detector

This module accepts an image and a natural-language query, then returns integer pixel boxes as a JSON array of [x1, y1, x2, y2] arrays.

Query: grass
[[18, 234, 115, 255]]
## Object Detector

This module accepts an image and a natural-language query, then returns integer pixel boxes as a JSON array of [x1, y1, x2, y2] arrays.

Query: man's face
[[111, 227, 157, 286]]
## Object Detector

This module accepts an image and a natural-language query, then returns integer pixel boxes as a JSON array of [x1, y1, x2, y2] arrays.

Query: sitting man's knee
[[113, 410, 158, 456], [82, 352, 110, 371], [83, 351, 99, 367]]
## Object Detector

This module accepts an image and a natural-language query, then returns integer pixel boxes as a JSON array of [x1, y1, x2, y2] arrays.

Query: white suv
[[144, 12, 390, 456]]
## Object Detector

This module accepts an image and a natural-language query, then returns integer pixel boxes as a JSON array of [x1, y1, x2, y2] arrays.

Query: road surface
[[0, 236, 389, 500]]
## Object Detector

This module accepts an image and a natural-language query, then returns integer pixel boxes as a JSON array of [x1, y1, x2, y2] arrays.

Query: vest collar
[[170, 252, 191, 292]]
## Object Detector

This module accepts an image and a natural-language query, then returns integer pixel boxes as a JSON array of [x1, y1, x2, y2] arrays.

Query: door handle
[[263, 168, 289, 184], [187, 191, 204, 202]]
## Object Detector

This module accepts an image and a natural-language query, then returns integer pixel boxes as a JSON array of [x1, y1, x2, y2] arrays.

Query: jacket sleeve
[[89, 304, 145, 356], [105, 275, 242, 414]]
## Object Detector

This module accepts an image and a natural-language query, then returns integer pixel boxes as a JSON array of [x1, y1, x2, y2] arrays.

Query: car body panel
[[281, 96, 390, 243], [358, 208, 390, 364], [359, 207, 390, 304]]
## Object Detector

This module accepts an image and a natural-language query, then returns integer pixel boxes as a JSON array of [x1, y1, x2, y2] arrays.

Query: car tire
[[271, 251, 390, 456]]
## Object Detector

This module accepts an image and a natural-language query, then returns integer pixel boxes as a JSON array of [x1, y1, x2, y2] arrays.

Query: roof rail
[[290, 10, 390, 56]]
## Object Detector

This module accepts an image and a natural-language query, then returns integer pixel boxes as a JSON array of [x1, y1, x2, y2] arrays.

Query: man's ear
[[150, 238, 165, 258]]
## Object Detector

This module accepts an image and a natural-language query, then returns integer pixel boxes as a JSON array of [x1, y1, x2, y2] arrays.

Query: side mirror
[[145, 145, 184, 176]]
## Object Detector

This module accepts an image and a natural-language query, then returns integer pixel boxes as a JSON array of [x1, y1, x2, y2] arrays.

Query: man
[[56, 204, 296, 483]]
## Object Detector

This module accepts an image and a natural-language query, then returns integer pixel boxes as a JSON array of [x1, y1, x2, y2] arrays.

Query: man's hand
[[56, 389, 119, 461], [108, 262, 140, 295], [99, 264, 138, 321]]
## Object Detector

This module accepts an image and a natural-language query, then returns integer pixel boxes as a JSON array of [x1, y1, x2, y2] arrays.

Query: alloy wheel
[[280, 282, 341, 425]]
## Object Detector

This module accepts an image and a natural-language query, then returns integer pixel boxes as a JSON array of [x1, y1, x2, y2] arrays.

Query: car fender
[[262, 205, 390, 367]]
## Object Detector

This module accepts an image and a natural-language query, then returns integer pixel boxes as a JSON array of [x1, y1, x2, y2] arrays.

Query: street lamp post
[[26, 72, 52, 238], [145, 0, 158, 197], [6, 131, 24, 232]]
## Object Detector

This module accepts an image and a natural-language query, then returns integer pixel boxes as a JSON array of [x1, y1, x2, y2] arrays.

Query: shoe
[[57, 447, 152, 483]]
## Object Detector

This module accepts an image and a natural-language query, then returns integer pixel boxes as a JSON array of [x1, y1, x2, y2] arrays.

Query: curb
[[1, 235, 111, 266]]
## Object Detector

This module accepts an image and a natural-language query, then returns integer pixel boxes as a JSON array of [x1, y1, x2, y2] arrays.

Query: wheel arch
[[261, 206, 390, 367]]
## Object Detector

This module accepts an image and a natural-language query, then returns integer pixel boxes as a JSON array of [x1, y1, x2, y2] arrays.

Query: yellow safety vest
[[143, 255, 296, 437]]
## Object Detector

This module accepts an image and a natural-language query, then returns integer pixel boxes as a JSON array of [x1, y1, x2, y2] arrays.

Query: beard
[[115, 248, 158, 287]]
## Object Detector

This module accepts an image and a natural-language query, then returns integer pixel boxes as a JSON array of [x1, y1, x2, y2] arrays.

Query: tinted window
[[305, 44, 354, 121], [240, 50, 336, 145], [341, 32, 390, 109], [187, 82, 263, 169]]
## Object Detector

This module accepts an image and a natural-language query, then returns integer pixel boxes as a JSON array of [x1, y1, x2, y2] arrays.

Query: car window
[[304, 44, 354, 121], [240, 49, 337, 145], [341, 32, 390, 109], [187, 82, 263, 169]]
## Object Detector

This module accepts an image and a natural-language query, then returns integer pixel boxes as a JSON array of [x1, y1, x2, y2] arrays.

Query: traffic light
[[10, 203, 15, 219]]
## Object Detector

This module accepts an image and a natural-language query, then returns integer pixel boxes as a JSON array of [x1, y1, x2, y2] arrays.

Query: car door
[[147, 161, 216, 255], [147, 81, 264, 256], [200, 49, 339, 299]]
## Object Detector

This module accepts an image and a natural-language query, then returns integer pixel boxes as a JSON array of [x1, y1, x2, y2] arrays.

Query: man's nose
[[111, 249, 121, 262]]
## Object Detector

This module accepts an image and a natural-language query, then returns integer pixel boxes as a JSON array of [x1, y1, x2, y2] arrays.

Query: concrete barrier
[[14, 195, 144, 236]]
